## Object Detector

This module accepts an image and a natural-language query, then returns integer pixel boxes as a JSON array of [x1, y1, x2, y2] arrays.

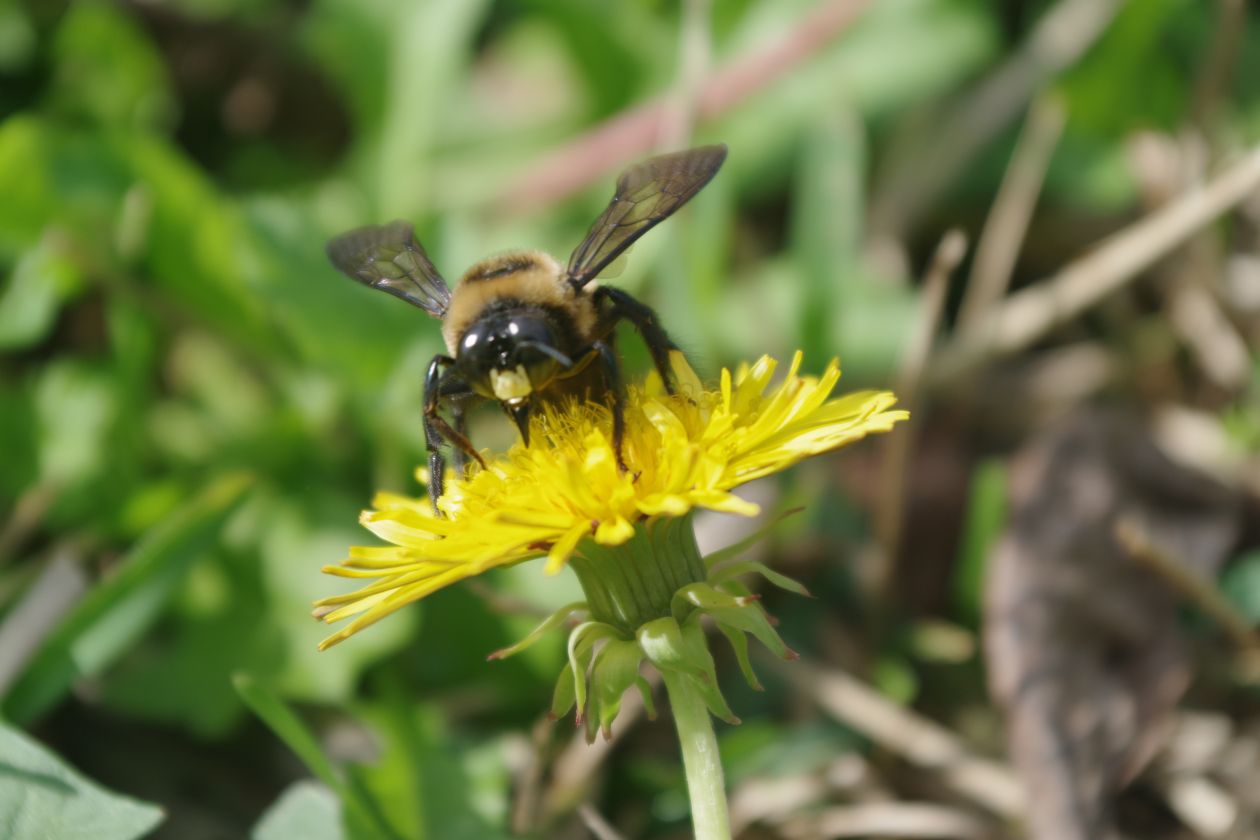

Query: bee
[[327, 145, 727, 512]]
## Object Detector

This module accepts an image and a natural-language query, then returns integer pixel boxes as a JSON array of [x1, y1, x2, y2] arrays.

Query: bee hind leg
[[594, 286, 680, 395], [424, 355, 485, 515]]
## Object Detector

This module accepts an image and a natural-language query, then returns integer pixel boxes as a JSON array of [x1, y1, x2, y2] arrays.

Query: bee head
[[457, 313, 571, 405]]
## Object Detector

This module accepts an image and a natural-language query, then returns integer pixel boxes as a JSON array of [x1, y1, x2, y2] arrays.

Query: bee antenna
[[518, 341, 574, 369]]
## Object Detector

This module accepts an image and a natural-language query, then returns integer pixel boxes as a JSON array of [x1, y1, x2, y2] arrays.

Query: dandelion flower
[[315, 351, 906, 650]]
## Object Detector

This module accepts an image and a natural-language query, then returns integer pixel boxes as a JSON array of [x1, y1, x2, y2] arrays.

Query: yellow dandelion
[[314, 351, 907, 650]]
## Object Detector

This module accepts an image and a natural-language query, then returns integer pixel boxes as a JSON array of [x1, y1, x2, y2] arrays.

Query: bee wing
[[326, 220, 451, 318], [565, 145, 727, 290]]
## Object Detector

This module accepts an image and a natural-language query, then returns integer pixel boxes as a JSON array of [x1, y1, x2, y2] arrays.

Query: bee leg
[[594, 286, 680, 395], [424, 355, 485, 515], [593, 339, 628, 472]]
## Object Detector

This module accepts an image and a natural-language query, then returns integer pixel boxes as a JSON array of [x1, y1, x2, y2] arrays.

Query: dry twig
[[499, 0, 872, 211], [869, 0, 1120, 241], [930, 144, 1260, 387], [780, 802, 990, 839], [872, 230, 967, 594], [1115, 518, 1260, 656], [957, 94, 1066, 332], [576, 803, 626, 840], [775, 656, 1025, 819]]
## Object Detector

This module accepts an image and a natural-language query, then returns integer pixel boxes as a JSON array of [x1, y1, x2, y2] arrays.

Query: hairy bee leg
[[424, 355, 485, 514], [595, 286, 680, 395], [593, 339, 628, 472]]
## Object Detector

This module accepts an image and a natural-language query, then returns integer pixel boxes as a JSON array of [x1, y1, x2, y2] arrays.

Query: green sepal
[[488, 601, 587, 661], [637, 617, 708, 681], [590, 639, 644, 741], [710, 601, 795, 660], [717, 622, 763, 691], [549, 662, 577, 721], [567, 621, 625, 723], [709, 560, 812, 598], [701, 507, 803, 568], [672, 581, 756, 622], [678, 619, 739, 724], [635, 676, 657, 720]]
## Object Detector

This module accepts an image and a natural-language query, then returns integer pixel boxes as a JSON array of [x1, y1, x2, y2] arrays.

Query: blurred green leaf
[[0, 381, 37, 499], [356, 696, 511, 840], [2, 473, 251, 723], [953, 459, 1006, 624], [0, 236, 83, 350], [1222, 551, 1260, 625], [0, 721, 164, 840], [261, 498, 418, 702], [232, 673, 342, 791], [0, 1, 35, 74], [48, 0, 173, 131], [790, 110, 865, 366], [251, 781, 344, 840], [233, 673, 401, 840], [35, 360, 116, 489]]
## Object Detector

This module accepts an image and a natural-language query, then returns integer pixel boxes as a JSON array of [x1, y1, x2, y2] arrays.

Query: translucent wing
[[566, 145, 727, 290], [326, 220, 451, 317]]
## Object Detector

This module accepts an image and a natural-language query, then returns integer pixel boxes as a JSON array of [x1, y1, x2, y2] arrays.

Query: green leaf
[[1222, 551, 1260, 625], [2, 473, 251, 723], [49, 0, 173, 131], [252, 781, 343, 840], [233, 674, 398, 840], [0, 720, 163, 840], [791, 109, 865, 363], [953, 459, 1006, 624], [353, 692, 513, 840], [35, 360, 116, 488], [260, 500, 416, 703], [232, 673, 341, 790], [0, 237, 83, 350]]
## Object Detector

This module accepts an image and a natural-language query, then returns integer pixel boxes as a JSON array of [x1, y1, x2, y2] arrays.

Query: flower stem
[[662, 669, 731, 840]]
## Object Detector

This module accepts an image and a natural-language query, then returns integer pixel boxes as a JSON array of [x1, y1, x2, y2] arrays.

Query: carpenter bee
[[327, 145, 727, 512]]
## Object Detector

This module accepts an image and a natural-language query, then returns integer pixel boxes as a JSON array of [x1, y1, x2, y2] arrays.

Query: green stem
[[662, 669, 731, 840]]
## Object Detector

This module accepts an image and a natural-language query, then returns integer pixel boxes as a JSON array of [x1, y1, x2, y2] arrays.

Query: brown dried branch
[[1115, 518, 1260, 656], [872, 230, 967, 595], [498, 0, 872, 212], [868, 0, 1121, 242], [957, 94, 1066, 333], [776, 656, 1025, 819], [930, 144, 1260, 388]]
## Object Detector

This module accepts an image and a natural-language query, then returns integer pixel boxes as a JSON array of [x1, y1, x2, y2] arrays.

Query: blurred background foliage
[[1, 0, 1259, 838]]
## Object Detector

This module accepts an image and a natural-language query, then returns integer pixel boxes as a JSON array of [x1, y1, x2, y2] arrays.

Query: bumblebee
[[327, 145, 727, 511]]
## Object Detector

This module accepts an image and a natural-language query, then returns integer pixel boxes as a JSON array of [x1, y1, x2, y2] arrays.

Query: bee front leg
[[424, 355, 485, 515], [593, 339, 628, 472], [594, 286, 680, 395]]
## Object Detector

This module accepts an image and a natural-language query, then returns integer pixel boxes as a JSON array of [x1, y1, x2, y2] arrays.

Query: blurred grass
[[0, 0, 1258, 838]]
